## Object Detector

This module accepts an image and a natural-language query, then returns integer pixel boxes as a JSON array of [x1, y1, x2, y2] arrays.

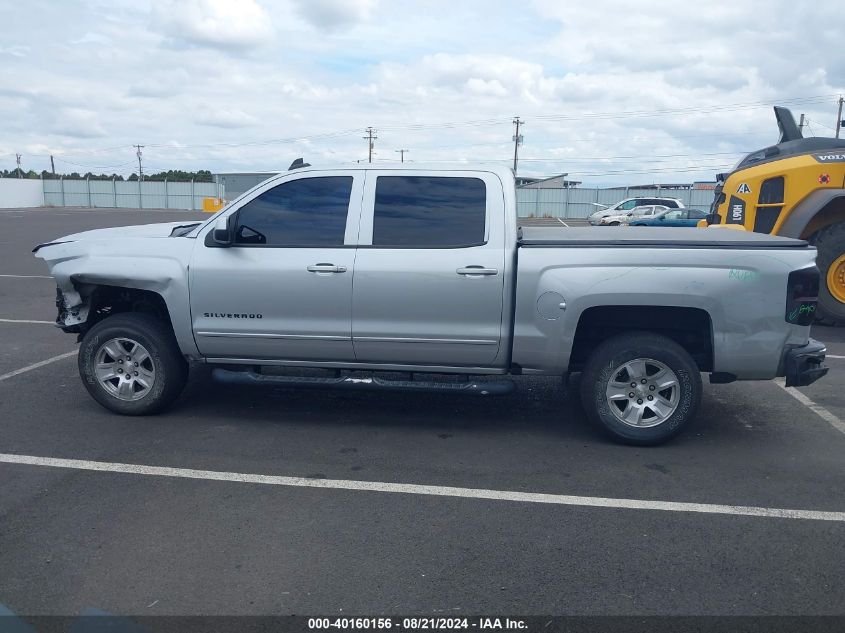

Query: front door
[[351, 171, 506, 367], [190, 172, 363, 361]]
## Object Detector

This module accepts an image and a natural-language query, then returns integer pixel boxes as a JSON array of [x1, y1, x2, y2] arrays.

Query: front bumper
[[784, 338, 828, 387]]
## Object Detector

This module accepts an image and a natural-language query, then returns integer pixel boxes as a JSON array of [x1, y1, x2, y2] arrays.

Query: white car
[[588, 197, 684, 225], [599, 204, 669, 226]]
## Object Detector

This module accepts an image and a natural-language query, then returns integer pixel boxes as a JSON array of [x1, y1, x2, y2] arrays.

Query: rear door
[[351, 171, 506, 367], [190, 171, 362, 361]]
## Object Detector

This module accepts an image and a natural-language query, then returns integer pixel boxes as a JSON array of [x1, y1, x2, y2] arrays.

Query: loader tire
[[812, 222, 845, 326]]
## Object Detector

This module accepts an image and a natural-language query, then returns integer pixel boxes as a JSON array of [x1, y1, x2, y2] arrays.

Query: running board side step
[[212, 368, 515, 396]]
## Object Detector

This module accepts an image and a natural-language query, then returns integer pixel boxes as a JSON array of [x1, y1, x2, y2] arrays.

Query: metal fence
[[516, 187, 716, 218], [42, 179, 224, 210]]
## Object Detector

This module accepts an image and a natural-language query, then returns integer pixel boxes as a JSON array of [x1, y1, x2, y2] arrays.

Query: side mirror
[[212, 216, 233, 246]]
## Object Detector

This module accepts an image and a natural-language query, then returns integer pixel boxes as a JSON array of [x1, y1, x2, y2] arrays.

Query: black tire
[[579, 332, 702, 445], [78, 313, 188, 415], [609, 221, 620, 226], [812, 222, 845, 325]]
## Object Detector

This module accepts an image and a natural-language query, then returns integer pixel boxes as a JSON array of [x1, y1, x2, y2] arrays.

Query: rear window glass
[[372, 176, 486, 247]]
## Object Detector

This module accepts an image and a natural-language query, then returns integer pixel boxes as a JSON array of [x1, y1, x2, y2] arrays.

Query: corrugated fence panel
[[166, 181, 194, 210], [193, 182, 220, 211], [516, 187, 718, 218], [62, 179, 90, 207], [89, 180, 116, 208], [143, 180, 167, 210], [115, 181, 142, 208], [40, 179, 224, 210], [43, 179, 63, 206], [42, 178, 716, 217]]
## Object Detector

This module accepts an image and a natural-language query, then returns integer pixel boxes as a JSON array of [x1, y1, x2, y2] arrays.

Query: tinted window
[[372, 176, 486, 247], [759, 177, 784, 204], [234, 176, 352, 246], [660, 199, 680, 208], [664, 210, 684, 220], [688, 209, 707, 219]]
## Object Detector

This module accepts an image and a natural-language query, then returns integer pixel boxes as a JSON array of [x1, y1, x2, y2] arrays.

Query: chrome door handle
[[456, 266, 499, 276], [307, 263, 347, 273]]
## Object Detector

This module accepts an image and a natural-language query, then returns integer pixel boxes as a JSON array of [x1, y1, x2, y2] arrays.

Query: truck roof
[[269, 163, 516, 179]]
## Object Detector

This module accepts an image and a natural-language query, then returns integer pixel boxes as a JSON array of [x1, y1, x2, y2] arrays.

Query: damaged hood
[[33, 221, 201, 253]]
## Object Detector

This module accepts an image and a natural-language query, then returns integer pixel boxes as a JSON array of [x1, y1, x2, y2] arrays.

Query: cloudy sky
[[1, 0, 843, 184]]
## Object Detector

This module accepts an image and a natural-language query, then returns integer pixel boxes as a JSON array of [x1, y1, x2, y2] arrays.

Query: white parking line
[[827, 354, 845, 360], [556, 218, 570, 227], [0, 351, 77, 382], [0, 318, 55, 325], [0, 274, 52, 279], [0, 452, 843, 522], [775, 378, 845, 436]]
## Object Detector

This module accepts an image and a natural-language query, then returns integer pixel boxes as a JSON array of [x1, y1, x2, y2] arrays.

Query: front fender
[[37, 238, 200, 357]]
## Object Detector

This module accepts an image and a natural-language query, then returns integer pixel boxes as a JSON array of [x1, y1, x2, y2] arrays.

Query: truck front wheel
[[579, 332, 702, 445], [78, 313, 188, 415]]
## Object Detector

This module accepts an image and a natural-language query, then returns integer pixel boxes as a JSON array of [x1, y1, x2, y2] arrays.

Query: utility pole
[[15, 153, 22, 178], [363, 127, 377, 163], [134, 144, 144, 180], [512, 117, 524, 173], [395, 149, 409, 163], [836, 97, 844, 139], [798, 114, 806, 135], [50, 154, 56, 176]]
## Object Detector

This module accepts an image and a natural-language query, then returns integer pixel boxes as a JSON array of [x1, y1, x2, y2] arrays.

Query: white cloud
[[1, 0, 843, 183], [51, 108, 108, 138], [195, 107, 259, 129], [151, 0, 274, 49], [0, 45, 30, 58], [71, 32, 113, 46], [291, 0, 377, 30]]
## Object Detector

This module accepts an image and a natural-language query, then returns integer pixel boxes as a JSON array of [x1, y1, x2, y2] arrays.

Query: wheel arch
[[775, 190, 845, 239], [60, 283, 177, 339], [569, 305, 714, 373]]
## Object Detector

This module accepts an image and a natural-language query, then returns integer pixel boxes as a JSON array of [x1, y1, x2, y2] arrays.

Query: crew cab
[[34, 164, 828, 445]]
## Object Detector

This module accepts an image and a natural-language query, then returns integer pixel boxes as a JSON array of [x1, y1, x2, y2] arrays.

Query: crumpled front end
[[33, 227, 201, 357], [54, 285, 90, 331]]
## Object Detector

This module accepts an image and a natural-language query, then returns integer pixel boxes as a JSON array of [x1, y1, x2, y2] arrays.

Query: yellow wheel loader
[[705, 107, 845, 324]]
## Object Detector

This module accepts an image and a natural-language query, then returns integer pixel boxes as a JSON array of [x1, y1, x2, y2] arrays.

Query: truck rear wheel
[[579, 332, 702, 445], [813, 222, 845, 325], [78, 313, 188, 415]]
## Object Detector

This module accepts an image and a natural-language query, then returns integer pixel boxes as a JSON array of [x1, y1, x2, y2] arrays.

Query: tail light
[[786, 267, 819, 325]]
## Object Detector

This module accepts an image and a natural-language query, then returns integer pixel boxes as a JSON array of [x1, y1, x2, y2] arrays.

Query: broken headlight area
[[54, 286, 90, 332]]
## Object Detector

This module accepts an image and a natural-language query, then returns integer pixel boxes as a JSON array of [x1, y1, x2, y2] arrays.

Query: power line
[[54, 157, 138, 170], [395, 149, 409, 163]]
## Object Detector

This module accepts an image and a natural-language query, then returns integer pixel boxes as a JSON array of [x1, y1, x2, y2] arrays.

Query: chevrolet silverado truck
[[33, 165, 829, 445]]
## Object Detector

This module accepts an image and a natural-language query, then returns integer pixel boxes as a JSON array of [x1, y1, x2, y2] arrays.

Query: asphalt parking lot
[[1, 206, 844, 618]]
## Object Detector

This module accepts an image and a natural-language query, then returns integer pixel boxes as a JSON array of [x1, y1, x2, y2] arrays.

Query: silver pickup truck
[[34, 165, 828, 444]]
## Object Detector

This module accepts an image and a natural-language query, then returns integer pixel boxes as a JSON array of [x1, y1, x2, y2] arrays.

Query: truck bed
[[518, 226, 809, 249]]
